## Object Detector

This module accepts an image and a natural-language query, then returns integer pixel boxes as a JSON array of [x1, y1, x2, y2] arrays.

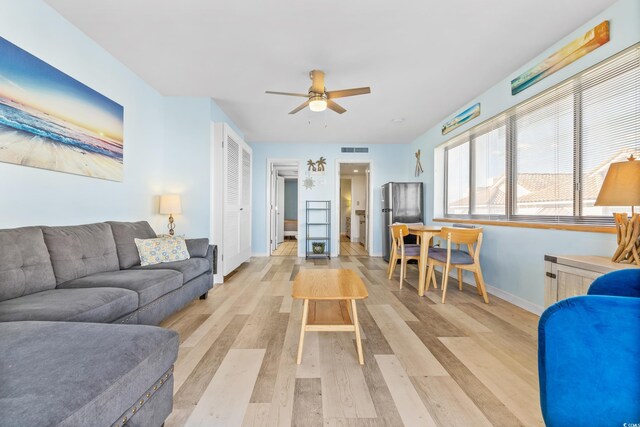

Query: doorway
[[337, 162, 371, 256], [268, 160, 299, 256]]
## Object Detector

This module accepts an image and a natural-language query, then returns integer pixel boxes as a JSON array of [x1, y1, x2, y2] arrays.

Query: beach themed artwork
[[0, 36, 124, 181], [511, 21, 610, 95], [442, 103, 480, 135]]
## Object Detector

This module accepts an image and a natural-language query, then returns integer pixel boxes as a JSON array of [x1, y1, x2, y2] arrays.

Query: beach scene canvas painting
[[442, 103, 480, 135], [511, 21, 610, 95], [0, 36, 124, 181]]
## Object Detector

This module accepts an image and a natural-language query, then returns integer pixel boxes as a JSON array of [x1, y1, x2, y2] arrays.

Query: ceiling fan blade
[[327, 100, 346, 114], [265, 91, 309, 97], [326, 87, 371, 99], [310, 70, 325, 94], [289, 100, 310, 114]]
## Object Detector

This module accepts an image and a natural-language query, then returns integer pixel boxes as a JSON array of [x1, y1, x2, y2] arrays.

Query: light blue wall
[[0, 0, 165, 231], [405, 0, 640, 311], [250, 143, 412, 256], [0, 1, 243, 241], [162, 97, 213, 238], [163, 97, 244, 239], [284, 180, 298, 220]]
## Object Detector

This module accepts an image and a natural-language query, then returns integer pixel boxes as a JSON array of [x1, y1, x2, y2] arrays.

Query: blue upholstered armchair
[[538, 269, 640, 427]]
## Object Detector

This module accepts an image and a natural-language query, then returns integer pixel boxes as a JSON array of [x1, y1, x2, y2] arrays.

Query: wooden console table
[[292, 269, 368, 365], [544, 254, 640, 307]]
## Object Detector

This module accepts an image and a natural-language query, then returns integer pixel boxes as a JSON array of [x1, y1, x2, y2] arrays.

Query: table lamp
[[594, 155, 640, 265], [159, 194, 182, 236]]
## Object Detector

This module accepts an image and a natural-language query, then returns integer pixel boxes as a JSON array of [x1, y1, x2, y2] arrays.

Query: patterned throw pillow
[[134, 236, 190, 266]]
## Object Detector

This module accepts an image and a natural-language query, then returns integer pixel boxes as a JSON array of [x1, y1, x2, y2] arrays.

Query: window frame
[[442, 43, 639, 227]]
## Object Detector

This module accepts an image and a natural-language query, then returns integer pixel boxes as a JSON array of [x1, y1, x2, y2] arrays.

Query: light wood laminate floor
[[161, 255, 542, 426], [272, 240, 298, 256], [340, 235, 368, 256]]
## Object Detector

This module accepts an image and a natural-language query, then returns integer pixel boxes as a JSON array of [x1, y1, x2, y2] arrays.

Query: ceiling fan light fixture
[[309, 96, 327, 112]]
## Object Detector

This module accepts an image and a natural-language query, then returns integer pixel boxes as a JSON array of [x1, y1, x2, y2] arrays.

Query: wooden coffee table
[[292, 269, 368, 365]]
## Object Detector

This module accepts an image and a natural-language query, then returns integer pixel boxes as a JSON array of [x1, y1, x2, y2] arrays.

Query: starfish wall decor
[[303, 177, 315, 189]]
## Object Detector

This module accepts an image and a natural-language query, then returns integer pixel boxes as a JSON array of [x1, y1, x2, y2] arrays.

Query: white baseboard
[[251, 252, 268, 257], [445, 271, 544, 315], [484, 284, 544, 316]]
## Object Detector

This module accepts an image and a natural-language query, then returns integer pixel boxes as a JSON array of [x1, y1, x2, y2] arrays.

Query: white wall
[[340, 178, 351, 234], [342, 174, 366, 242], [406, 0, 640, 312]]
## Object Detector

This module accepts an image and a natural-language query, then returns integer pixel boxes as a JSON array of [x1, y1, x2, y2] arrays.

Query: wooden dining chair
[[425, 227, 489, 304], [388, 224, 421, 289]]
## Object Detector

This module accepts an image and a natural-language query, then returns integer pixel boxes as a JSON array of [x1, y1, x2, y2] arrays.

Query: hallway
[[272, 239, 298, 256], [340, 235, 368, 256]]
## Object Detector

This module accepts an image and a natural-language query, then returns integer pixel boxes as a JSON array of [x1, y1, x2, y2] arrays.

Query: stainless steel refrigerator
[[381, 182, 424, 261]]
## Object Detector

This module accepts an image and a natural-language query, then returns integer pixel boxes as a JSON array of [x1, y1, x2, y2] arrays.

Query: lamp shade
[[594, 156, 640, 207], [159, 194, 182, 214]]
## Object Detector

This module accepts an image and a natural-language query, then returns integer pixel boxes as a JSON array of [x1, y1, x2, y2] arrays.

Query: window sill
[[433, 218, 616, 234]]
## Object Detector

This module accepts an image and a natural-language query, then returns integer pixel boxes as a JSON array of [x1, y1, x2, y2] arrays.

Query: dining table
[[406, 225, 443, 296]]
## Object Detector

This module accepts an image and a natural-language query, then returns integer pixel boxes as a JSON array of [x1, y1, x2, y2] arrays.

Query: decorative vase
[[312, 242, 325, 254]]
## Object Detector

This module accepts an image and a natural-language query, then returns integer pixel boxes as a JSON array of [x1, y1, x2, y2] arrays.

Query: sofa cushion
[[135, 236, 190, 266], [58, 269, 183, 307], [0, 227, 56, 301], [43, 223, 120, 285], [133, 257, 210, 283], [0, 288, 137, 323], [0, 321, 177, 427], [107, 221, 157, 269]]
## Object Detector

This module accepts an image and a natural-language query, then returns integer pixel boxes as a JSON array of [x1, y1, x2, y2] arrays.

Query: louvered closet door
[[239, 146, 252, 261], [223, 134, 241, 275]]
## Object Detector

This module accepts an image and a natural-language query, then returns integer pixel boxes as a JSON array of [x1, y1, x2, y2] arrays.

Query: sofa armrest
[[587, 269, 640, 298], [185, 238, 209, 258], [205, 244, 217, 275], [185, 239, 216, 275], [538, 295, 640, 426]]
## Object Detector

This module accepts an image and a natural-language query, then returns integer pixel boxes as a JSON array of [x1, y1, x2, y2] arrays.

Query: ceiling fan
[[266, 70, 371, 114]]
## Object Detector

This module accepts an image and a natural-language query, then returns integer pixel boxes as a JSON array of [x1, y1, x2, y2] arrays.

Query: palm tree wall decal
[[307, 159, 316, 171], [316, 157, 326, 172]]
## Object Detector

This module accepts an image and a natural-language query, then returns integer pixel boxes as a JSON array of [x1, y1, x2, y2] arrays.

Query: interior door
[[223, 129, 252, 275], [270, 165, 277, 253], [365, 166, 370, 252], [277, 176, 285, 244], [223, 134, 241, 275], [239, 146, 252, 262]]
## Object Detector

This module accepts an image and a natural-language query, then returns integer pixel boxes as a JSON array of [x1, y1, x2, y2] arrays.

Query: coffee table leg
[[351, 299, 364, 365], [297, 299, 309, 365]]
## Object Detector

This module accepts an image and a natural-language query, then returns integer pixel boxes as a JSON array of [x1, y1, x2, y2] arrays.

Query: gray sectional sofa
[[0, 220, 217, 427]]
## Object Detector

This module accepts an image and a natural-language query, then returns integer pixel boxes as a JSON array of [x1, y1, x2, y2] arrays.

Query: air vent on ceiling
[[341, 147, 369, 153]]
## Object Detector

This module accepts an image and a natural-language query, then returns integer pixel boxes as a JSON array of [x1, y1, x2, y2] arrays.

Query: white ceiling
[[45, 0, 615, 144]]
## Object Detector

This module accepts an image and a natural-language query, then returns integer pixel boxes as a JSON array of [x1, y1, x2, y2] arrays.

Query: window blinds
[[580, 46, 640, 216], [442, 43, 640, 224]]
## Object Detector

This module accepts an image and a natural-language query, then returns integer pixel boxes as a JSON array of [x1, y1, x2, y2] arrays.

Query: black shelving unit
[[306, 200, 331, 259]]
